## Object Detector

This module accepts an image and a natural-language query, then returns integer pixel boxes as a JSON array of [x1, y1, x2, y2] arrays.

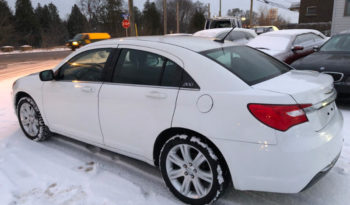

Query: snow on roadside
[[0, 47, 69, 55]]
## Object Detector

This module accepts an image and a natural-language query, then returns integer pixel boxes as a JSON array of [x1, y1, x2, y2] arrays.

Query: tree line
[[0, 0, 208, 48]]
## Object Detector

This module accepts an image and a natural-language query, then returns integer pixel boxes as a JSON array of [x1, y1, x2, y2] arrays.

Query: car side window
[[294, 34, 315, 45], [161, 60, 182, 87], [113, 48, 199, 89], [56, 48, 111, 82], [113, 49, 165, 86], [311, 33, 324, 42]]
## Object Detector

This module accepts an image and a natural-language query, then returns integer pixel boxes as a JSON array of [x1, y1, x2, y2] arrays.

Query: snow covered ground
[[0, 47, 70, 55], [0, 60, 349, 205]]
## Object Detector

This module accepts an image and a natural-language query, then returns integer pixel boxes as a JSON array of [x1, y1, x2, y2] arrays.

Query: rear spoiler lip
[[303, 89, 337, 113]]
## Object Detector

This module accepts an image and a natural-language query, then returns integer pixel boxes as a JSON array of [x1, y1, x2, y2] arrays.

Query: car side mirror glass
[[39, 70, 54, 81], [291, 45, 304, 52], [313, 46, 320, 52]]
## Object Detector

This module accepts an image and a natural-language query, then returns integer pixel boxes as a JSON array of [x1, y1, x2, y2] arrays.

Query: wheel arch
[[153, 127, 232, 184], [14, 91, 33, 110]]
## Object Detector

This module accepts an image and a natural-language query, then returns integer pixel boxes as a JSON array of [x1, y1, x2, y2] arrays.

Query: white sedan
[[193, 28, 257, 44], [12, 36, 343, 204]]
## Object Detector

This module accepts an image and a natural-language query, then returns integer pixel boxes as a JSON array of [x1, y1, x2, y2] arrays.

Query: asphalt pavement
[[0, 50, 72, 69]]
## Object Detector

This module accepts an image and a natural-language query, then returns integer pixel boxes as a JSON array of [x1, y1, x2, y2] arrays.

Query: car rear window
[[201, 46, 291, 85]]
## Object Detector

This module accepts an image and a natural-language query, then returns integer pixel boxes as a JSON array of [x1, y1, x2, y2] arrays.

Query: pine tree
[[35, 2, 68, 47], [67, 4, 88, 38], [99, 0, 124, 37], [15, 0, 41, 46], [0, 0, 15, 45], [142, 0, 161, 35], [189, 8, 205, 33]]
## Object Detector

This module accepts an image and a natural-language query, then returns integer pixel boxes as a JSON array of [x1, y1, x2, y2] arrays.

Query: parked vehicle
[[13, 36, 343, 204], [291, 30, 350, 98], [204, 16, 242, 29], [247, 29, 327, 64], [193, 28, 257, 44], [252, 26, 279, 35], [66, 33, 111, 51]]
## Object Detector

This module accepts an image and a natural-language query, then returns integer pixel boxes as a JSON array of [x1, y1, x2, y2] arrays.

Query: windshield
[[210, 20, 232, 29], [320, 34, 350, 52], [247, 35, 290, 51], [201, 46, 290, 85], [72, 34, 83, 41]]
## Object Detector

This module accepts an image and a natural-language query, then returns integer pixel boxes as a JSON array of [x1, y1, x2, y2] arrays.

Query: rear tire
[[17, 97, 52, 141], [160, 135, 226, 204]]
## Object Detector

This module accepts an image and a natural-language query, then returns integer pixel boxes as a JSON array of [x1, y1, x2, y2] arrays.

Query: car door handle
[[81, 86, 93, 93], [146, 91, 167, 99]]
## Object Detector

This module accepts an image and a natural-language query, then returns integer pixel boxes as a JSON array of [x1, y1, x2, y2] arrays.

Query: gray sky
[[6, 0, 299, 23]]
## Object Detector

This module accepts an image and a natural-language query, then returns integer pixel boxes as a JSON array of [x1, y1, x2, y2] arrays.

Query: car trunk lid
[[253, 70, 337, 131]]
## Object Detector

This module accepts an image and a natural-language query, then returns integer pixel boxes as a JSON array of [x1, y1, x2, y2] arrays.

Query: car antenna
[[214, 26, 236, 43]]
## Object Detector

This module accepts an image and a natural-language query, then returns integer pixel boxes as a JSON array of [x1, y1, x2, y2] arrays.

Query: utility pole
[[219, 0, 222, 17], [176, 1, 180, 33], [208, 3, 211, 18], [128, 0, 135, 36], [163, 0, 167, 34], [249, 0, 253, 27]]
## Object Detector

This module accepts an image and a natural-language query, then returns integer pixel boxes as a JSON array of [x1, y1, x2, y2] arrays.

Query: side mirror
[[291, 45, 304, 52], [313, 46, 320, 52], [39, 70, 54, 81]]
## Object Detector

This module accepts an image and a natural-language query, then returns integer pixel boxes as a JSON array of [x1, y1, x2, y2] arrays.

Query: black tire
[[160, 135, 226, 205], [17, 97, 52, 141]]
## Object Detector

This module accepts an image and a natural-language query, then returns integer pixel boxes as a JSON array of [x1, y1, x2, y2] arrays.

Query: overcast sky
[[6, 0, 299, 23]]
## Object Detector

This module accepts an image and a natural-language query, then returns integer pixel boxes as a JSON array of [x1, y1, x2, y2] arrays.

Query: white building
[[331, 0, 350, 34]]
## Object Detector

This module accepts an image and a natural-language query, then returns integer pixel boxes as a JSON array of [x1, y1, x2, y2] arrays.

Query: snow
[[0, 47, 70, 55], [247, 35, 291, 51], [0, 60, 350, 204]]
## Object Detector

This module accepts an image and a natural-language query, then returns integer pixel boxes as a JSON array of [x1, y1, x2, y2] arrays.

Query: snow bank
[[0, 47, 69, 55]]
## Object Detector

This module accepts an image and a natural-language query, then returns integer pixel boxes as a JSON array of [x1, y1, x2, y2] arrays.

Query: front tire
[[17, 97, 51, 141], [160, 135, 226, 204]]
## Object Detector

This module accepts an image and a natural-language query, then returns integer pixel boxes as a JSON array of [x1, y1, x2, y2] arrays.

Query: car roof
[[261, 29, 321, 37], [90, 35, 238, 52]]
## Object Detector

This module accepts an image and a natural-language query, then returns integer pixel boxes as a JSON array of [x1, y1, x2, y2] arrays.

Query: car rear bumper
[[212, 109, 344, 193]]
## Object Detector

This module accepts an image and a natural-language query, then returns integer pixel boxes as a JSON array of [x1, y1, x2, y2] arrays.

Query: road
[[0, 54, 349, 204], [0, 51, 71, 80]]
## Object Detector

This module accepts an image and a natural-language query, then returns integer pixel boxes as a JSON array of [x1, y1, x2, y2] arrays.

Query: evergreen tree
[[35, 4, 50, 32], [35, 2, 68, 47], [15, 0, 41, 46], [142, 0, 161, 35], [67, 4, 88, 38], [189, 8, 205, 33], [99, 0, 124, 37], [0, 0, 15, 45]]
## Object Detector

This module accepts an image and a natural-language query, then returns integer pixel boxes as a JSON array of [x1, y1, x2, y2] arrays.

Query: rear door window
[[201, 46, 290, 85], [113, 49, 199, 88]]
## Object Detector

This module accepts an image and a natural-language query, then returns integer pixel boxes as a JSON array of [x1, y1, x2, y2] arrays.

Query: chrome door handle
[[146, 91, 167, 99], [81, 86, 93, 93]]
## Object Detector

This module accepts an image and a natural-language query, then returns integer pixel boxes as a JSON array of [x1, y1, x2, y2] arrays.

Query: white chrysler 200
[[12, 36, 343, 204]]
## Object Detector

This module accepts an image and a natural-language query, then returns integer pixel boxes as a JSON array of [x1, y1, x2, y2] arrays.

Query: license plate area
[[315, 102, 336, 129]]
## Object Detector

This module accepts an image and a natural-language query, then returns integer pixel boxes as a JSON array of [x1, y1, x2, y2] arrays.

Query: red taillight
[[248, 104, 312, 131]]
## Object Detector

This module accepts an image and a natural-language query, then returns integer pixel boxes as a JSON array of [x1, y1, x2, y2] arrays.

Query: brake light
[[248, 104, 312, 131]]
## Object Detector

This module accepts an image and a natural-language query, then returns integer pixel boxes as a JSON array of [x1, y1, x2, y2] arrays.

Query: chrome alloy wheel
[[19, 102, 39, 137], [165, 144, 213, 199]]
